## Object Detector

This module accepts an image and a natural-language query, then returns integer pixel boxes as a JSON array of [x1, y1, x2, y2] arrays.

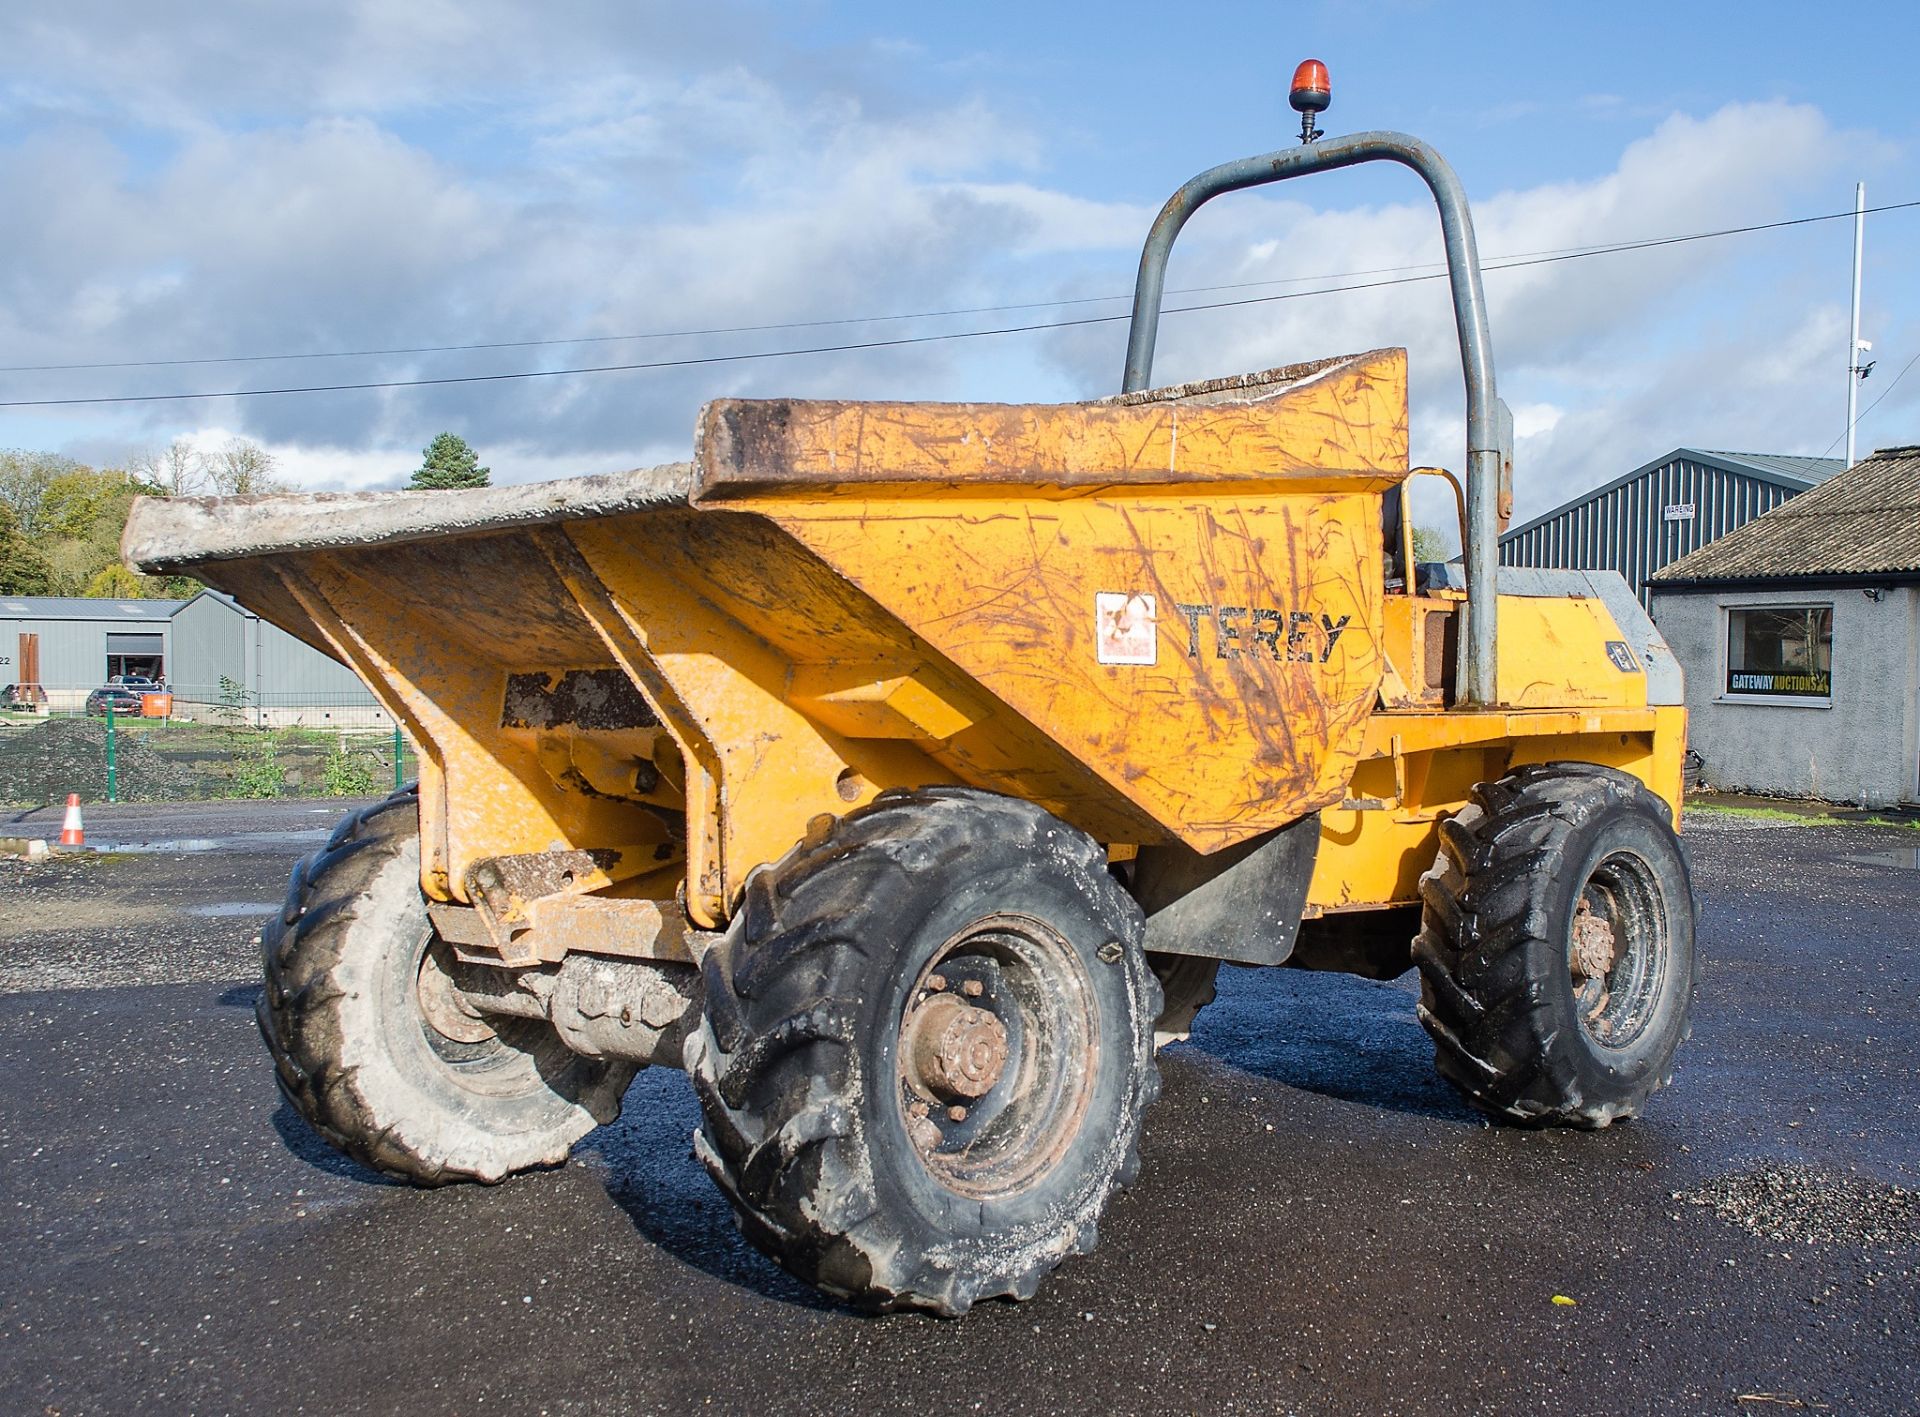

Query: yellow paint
[[180, 344, 1688, 953], [1494, 594, 1647, 709], [694, 348, 1409, 495]]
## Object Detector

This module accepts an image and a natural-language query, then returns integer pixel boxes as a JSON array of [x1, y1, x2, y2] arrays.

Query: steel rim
[[403, 930, 574, 1095], [1567, 848, 1670, 1050], [895, 912, 1099, 1200]]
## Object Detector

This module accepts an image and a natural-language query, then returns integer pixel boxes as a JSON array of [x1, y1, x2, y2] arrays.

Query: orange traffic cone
[[58, 793, 85, 847]]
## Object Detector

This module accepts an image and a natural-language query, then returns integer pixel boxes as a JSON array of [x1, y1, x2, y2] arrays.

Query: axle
[[423, 950, 703, 1069]]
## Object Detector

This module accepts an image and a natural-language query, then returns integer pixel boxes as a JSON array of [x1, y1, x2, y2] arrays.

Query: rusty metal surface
[[466, 849, 622, 963], [897, 913, 1098, 1201], [902, 991, 1010, 1102], [1116, 128, 1506, 706], [521, 894, 704, 965], [414, 941, 498, 1045], [1571, 896, 1622, 982], [431, 895, 704, 968], [121, 462, 694, 574]]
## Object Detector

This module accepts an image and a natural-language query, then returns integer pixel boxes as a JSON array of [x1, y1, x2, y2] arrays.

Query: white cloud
[[1038, 100, 1890, 522], [0, 10, 1901, 518]]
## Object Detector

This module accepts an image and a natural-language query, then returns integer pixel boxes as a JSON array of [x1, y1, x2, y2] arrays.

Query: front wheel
[[686, 788, 1161, 1315], [1413, 763, 1697, 1127]]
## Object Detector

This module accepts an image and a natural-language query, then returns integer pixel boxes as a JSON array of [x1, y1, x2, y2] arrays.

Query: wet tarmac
[[2, 803, 1916, 1415]]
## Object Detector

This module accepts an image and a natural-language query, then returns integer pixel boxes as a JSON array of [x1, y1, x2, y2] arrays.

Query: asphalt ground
[[2, 801, 1916, 1416]]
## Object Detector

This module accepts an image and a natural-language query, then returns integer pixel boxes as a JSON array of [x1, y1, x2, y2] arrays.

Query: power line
[[3, 198, 1917, 410], [1823, 348, 1920, 457], [5, 197, 1917, 379], [0, 259, 1455, 374]]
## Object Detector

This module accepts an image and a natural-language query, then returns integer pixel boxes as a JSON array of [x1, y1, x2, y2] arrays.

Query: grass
[[1686, 797, 1920, 830]]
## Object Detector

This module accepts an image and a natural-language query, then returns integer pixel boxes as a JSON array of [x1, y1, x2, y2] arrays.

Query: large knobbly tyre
[[1414, 763, 1697, 1127], [686, 787, 1161, 1315], [259, 789, 637, 1184], [1148, 952, 1220, 1049]]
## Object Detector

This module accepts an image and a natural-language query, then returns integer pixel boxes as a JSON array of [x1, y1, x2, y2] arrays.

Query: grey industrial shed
[[1500, 448, 1845, 607], [1, 596, 175, 710], [2, 590, 381, 723], [1649, 445, 1920, 807], [167, 589, 380, 722]]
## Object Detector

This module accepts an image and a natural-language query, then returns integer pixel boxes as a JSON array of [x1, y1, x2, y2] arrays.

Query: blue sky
[[0, 1, 1915, 529]]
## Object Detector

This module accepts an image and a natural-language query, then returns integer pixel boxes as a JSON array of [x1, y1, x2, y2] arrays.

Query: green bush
[[322, 738, 379, 796], [227, 730, 285, 798]]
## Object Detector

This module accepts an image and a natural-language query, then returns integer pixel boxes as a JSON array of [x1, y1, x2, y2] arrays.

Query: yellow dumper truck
[[124, 79, 1695, 1315]]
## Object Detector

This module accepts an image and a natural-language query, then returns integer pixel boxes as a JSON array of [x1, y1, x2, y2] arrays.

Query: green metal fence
[[0, 688, 420, 808]]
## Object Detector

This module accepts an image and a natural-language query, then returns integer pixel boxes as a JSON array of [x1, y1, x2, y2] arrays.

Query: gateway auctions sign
[[1728, 669, 1831, 697]]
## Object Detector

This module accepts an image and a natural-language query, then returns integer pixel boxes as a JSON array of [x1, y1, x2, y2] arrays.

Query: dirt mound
[[0, 717, 194, 806]]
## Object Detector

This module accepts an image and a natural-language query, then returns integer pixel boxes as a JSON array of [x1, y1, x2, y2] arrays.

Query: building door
[[105, 632, 164, 683]]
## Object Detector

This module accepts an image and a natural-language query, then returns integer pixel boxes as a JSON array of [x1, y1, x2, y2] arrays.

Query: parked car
[[85, 683, 150, 716]]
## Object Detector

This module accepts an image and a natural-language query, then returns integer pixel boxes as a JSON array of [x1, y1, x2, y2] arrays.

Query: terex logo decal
[[1175, 602, 1350, 664]]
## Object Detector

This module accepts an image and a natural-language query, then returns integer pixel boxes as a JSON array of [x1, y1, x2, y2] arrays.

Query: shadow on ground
[[1184, 963, 1482, 1126]]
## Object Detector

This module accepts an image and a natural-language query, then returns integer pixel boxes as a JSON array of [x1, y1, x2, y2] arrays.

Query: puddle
[[90, 829, 331, 854], [1845, 847, 1920, 870], [188, 902, 280, 917]]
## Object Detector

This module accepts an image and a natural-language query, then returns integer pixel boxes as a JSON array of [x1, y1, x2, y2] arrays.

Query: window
[[1725, 605, 1831, 699]]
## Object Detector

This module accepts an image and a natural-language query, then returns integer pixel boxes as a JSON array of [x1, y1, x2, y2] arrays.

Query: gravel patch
[[0, 850, 280, 994], [1684, 1162, 1920, 1248]]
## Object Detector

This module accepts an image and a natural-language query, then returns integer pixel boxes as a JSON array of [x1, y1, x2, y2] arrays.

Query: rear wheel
[[1413, 763, 1696, 1127], [258, 790, 637, 1184], [1148, 953, 1219, 1048], [686, 788, 1160, 1315]]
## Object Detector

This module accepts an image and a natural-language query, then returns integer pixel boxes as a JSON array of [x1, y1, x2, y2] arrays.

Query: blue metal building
[[1499, 448, 1846, 608]]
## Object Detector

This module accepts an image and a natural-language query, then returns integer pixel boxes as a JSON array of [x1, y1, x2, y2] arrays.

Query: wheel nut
[[947, 1105, 968, 1122], [909, 1100, 930, 1119], [909, 1114, 943, 1151], [927, 973, 947, 991], [960, 979, 984, 997]]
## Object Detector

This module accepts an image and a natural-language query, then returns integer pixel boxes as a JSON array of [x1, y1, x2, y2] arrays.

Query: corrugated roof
[[0, 596, 183, 620], [1693, 450, 1848, 486], [1502, 446, 1842, 544], [1653, 446, 1920, 583]]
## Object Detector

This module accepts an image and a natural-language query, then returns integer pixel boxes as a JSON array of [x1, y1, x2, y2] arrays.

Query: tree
[[0, 501, 55, 595], [1411, 524, 1452, 564], [37, 467, 138, 541], [409, 433, 491, 490], [82, 563, 146, 598], [0, 450, 83, 536], [0, 449, 194, 598], [131, 437, 206, 496], [207, 436, 285, 495]]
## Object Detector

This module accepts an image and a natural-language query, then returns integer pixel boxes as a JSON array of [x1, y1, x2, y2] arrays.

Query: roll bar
[[1121, 130, 1509, 707]]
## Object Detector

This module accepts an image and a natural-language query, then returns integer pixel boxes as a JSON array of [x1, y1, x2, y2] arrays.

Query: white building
[[1649, 445, 1920, 807]]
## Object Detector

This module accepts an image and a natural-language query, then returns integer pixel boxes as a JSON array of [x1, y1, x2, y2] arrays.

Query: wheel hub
[[903, 992, 1009, 1102], [1569, 896, 1620, 983], [416, 941, 498, 1045]]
